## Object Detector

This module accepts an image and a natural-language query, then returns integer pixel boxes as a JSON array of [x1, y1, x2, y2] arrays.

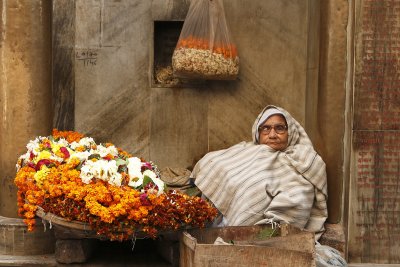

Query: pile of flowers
[[15, 129, 217, 241]]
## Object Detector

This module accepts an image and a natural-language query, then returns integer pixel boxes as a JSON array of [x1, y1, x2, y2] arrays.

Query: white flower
[[51, 154, 64, 163], [127, 157, 144, 188], [127, 157, 142, 177], [143, 169, 165, 195], [152, 177, 165, 195], [69, 151, 91, 161], [107, 160, 122, 187], [143, 169, 157, 180], [80, 159, 121, 186], [80, 161, 95, 184], [94, 159, 112, 181], [80, 137, 95, 147], [26, 138, 41, 155], [129, 176, 143, 188], [93, 144, 118, 158], [54, 138, 69, 147], [69, 141, 79, 150], [16, 151, 31, 171], [109, 172, 122, 187], [70, 137, 95, 150]]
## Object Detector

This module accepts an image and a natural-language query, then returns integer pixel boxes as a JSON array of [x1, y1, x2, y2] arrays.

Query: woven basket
[[36, 207, 107, 239], [36, 207, 183, 240]]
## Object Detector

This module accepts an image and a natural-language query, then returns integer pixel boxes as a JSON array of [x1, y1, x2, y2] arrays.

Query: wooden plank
[[180, 225, 315, 267], [236, 231, 315, 254], [195, 245, 314, 267]]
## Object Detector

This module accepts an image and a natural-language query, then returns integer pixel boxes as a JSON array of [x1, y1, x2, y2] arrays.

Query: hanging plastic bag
[[172, 0, 239, 80]]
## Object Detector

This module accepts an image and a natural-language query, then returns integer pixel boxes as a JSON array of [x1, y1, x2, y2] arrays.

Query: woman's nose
[[268, 129, 278, 137]]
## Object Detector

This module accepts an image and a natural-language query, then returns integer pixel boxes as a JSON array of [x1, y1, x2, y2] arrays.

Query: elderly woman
[[190, 105, 328, 239]]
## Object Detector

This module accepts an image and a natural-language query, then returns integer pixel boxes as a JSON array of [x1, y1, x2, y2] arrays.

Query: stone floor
[[3, 240, 400, 267], [0, 239, 174, 267], [348, 265, 400, 267]]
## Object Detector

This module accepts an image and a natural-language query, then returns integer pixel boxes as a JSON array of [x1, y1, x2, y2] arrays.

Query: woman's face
[[258, 114, 288, 151]]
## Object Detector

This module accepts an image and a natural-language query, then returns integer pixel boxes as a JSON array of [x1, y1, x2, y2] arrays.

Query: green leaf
[[118, 165, 128, 173], [257, 227, 278, 239], [115, 158, 127, 166], [47, 163, 56, 169], [143, 175, 152, 187], [88, 154, 100, 160], [76, 160, 84, 171]]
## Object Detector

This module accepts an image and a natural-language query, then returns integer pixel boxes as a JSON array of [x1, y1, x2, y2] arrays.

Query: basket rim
[[36, 206, 94, 231]]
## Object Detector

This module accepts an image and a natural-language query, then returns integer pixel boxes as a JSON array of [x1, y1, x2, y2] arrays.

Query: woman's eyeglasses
[[258, 124, 288, 135]]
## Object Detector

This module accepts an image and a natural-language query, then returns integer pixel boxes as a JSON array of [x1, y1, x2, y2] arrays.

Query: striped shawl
[[192, 105, 328, 239]]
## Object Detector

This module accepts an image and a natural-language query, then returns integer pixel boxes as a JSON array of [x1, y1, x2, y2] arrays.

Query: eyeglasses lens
[[259, 125, 287, 134]]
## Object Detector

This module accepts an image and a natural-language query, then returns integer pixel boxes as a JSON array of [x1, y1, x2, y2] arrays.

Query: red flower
[[36, 159, 52, 171], [27, 162, 36, 169], [102, 154, 114, 161], [43, 141, 52, 149], [141, 162, 152, 171], [60, 147, 70, 159], [140, 193, 151, 206]]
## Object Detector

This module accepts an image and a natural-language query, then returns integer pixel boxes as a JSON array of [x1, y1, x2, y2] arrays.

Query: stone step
[[0, 239, 173, 267], [0, 216, 55, 256], [0, 254, 56, 266]]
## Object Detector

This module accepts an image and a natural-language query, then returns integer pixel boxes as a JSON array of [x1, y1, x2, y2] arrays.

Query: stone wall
[[0, 0, 55, 257], [347, 0, 400, 263], [0, 0, 52, 218]]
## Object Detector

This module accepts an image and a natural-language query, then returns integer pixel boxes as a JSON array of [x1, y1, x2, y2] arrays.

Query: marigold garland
[[15, 129, 217, 241]]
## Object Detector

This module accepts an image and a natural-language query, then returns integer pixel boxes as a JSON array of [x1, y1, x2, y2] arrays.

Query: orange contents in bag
[[176, 36, 237, 59]]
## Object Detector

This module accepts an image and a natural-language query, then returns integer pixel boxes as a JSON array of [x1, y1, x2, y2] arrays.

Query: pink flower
[[141, 162, 152, 171], [140, 193, 151, 206], [43, 141, 51, 148], [36, 159, 52, 171], [27, 162, 36, 169], [60, 147, 70, 159]]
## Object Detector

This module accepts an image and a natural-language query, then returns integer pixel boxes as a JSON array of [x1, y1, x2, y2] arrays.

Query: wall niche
[[153, 20, 203, 87]]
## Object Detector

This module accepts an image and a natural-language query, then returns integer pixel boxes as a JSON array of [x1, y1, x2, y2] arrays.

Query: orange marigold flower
[[52, 129, 84, 143], [103, 153, 114, 160], [76, 146, 86, 152]]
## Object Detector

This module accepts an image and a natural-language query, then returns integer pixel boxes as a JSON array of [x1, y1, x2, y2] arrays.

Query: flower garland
[[15, 129, 217, 241]]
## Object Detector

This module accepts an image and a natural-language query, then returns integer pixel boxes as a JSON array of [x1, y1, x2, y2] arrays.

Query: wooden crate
[[180, 224, 316, 267]]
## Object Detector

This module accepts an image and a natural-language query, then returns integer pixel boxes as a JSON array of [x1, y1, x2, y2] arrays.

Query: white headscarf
[[254, 107, 286, 143]]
